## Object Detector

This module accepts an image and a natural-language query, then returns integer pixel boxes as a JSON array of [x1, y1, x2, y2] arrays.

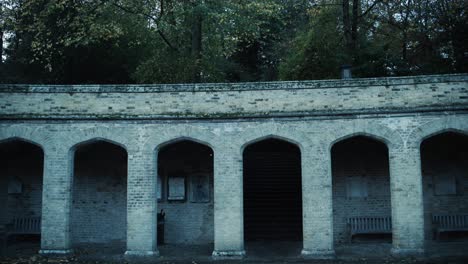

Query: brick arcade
[[0, 74, 467, 258]]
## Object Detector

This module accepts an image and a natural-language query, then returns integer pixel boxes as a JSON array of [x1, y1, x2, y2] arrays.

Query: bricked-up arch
[[70, 140, 127, 248], [421, 131, 468, 241], [243, 138, 302, 243], [331, 136, 392, 244], [0, 138, 44, 239], [157, 139, 214, 245]]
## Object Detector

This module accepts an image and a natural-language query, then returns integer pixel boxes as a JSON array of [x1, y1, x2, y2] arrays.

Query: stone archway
[[331, 135, 392, 244], [243, 138, 302, 247], [70, 140, 127, 251], [0, 139, 44, 247], [157, 139, 214, 248], [421, 131, 468, 242]]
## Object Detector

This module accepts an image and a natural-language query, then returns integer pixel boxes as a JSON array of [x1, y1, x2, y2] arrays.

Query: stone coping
[[0, 74, 466, 93]]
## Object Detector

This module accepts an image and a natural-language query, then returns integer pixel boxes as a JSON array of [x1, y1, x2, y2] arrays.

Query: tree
[[1, 0, 466, 84]]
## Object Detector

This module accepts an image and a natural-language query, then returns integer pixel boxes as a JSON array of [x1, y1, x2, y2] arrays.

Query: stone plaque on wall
[[168, 176, 185, 201], [190, 173, 210, 203]]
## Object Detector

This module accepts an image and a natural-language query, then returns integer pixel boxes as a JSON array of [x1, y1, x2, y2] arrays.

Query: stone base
[[212, 250, 246, 259], [301, 249, 336, 259], [39, 249, 73, 255], [124, 250, 160, 257], [391, 247, 425, 258]]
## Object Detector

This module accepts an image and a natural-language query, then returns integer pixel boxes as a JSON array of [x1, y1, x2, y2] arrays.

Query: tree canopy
[[0, 0, 466, 84]]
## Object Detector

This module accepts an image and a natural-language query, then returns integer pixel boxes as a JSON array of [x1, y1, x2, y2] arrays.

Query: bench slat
[[9, 217, 41, 235], [432, 214, 468, 238], [347, 216, 392, 237]]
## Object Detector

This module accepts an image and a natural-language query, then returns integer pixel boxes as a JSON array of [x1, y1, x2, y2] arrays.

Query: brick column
[[212, 145, 245, 258], [125, 147, 158, 256], [39, 145, 73, 254], [301, 141, 335, 258], [389, 144, 424, 256]]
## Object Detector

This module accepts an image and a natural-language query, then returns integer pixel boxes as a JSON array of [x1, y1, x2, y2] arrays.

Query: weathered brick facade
[[0, 74, 467, 258]]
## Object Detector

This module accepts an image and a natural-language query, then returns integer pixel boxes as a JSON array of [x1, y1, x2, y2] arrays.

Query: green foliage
[[1, 0, 466, 84], [279, 6, 345, 80], [279, 0, 467, 80]]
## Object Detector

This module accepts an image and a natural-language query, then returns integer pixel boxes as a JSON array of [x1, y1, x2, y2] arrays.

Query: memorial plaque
[[346, 176, 368, 198], [168, 176, 185, 200]]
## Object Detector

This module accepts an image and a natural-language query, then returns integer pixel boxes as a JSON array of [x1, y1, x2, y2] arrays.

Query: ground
[[2, 240, 468, 264]]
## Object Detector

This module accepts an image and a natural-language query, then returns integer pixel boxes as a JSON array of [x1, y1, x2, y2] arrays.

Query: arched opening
[[331, 136, 392, 245], [0, 139, 44, 251], [243, 138, 302, 255], [157, 140, 214, 253], [71, 140, 127, 252], [421, 132, 468, 243]]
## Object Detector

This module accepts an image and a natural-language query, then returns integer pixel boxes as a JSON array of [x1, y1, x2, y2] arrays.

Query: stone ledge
[[0, 74, 465, 93], [124, 250, 160, 257], [212, 250, 246, 259], [301, 249, 336, 259], [39, 249, 73, 255]]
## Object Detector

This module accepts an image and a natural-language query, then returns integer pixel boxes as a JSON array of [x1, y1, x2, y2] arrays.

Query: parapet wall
[[1, 74, 467, 119]]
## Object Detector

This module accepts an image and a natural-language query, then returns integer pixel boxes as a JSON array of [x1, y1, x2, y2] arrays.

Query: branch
[[359, 0, 382, 18], [111, 1, 177, 51]]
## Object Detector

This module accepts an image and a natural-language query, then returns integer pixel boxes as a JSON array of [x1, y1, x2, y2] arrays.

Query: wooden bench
[[5, 217, 41, 242], [432, 214, 468, 240], [347, 216, 392, 241]]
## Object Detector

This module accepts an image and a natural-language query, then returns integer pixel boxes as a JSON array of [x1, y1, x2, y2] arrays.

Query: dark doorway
[[243, 138, 302, 242]]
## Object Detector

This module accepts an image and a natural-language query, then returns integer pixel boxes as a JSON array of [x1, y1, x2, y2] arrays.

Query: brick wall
[[71, 142, 127, 244], [0, 74, 466, 119], [332, 136, 391, 244], [0, 74, 467, 255]]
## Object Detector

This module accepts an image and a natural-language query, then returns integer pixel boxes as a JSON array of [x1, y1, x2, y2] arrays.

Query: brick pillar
[[125, 148, 158, 256], [389, 144, 424, 256], [39, 146, 73, 254], [212, 145, 245, 258], [301, 142, 335, 258]]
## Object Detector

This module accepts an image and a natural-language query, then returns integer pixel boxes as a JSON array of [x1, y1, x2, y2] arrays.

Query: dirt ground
[[1, 239, 468, 264], [1, 255, 468, 264]]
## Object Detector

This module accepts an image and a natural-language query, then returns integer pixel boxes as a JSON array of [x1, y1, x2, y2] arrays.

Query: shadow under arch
[[420, 130, 468, 241], [419, 128, 468, 148], [69, 137, 128, 155], [242, 136, 303, 254], [0, 136, 45, 151], [156, 137, 215, 250], [0, 136, 45, 244], [69, 137, 128, 251], [329, 132, 390, 153], [240, 134, 303, 156], [155, 136, 214, 153], [330, 134, 392, 245]]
